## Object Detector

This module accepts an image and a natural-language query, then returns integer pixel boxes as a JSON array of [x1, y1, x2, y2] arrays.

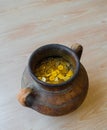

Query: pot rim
[[28, 44, 80, 87]]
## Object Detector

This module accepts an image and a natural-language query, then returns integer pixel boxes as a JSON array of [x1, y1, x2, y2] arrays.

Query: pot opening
[[28, 44, 80, 87]]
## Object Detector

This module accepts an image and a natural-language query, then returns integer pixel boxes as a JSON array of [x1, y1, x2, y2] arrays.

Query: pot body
[[18, 44, 89, 116]]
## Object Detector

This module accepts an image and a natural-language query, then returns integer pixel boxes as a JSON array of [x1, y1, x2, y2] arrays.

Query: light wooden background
[[0, 0, 107, 130]]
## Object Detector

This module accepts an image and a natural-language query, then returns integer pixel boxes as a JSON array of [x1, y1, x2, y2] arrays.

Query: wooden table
[[0, 0, 107, 130]]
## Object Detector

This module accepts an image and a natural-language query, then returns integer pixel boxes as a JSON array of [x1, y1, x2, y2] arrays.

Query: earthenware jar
[[17, 43, 89, 116]]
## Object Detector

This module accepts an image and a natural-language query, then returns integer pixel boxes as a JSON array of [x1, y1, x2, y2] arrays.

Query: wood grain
[[0, 0, 107, 130]]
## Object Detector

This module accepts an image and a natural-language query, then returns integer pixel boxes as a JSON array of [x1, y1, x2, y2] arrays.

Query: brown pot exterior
[[17, 44, 89, 116]]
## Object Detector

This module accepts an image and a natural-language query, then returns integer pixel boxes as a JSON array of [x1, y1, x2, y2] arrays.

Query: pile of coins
[[34, 57, 74, 84]]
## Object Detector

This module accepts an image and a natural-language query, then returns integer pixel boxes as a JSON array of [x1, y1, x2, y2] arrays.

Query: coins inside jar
[[34, 57, 74, 84]]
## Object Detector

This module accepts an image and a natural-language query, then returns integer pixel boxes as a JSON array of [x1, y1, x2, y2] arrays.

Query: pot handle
[[71, 43, 83, 60], [17, 88, 35, 107]]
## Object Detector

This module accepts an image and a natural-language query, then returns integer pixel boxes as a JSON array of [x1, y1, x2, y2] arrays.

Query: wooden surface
[[0, 0, 107, 130]]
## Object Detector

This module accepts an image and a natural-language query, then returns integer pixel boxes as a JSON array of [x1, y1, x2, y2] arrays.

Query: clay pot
[[17, 43, 89, 116]]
